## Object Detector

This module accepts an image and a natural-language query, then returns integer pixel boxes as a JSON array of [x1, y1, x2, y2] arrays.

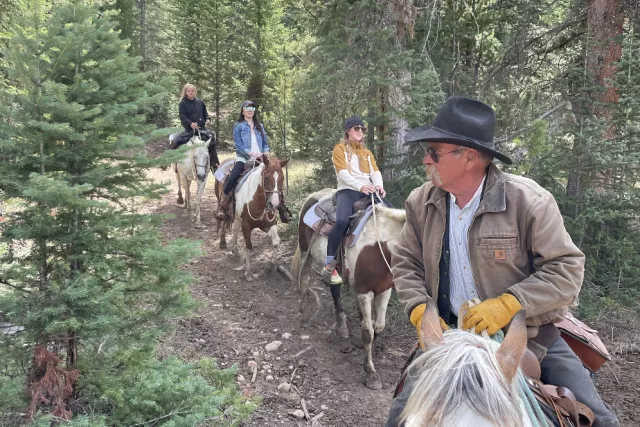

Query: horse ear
[[262, 155, 270, 166], [279, 158, 290, 168], [205, 138, 211, 148], [420, 300, 444, 348], [495, 310, 527, 382]]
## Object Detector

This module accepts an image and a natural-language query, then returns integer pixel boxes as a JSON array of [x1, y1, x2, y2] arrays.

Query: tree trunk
[[214, 0, 221, 140], [136, 0, 147, 70], [380, 0, 414, 182], [566, 0, 623, 207], [385, 69, 411, 183]]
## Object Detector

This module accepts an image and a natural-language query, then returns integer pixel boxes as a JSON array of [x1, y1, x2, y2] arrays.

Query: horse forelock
[[401, 330, 523, 427]]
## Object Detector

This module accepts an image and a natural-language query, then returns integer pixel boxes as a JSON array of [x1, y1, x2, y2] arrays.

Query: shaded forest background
[[1, 0, 639, 424]]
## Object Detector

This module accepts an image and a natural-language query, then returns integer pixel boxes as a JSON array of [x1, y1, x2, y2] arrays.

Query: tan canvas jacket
[[391, 163, 585, 330]]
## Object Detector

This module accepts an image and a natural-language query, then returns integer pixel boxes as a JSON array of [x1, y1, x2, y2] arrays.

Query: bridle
[[246, 157, 279, 222], [188, 129, 210, 182]]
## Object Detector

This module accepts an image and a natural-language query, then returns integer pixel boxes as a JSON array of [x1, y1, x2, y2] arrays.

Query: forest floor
[[146, 138, 639, 427]]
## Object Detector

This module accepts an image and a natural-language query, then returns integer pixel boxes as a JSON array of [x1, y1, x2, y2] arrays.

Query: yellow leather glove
[[462, 293, 522, 336], [410, 303, 449, 350]]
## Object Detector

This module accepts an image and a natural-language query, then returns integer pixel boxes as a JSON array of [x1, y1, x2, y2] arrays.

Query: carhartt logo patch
[[494, 249, 506, 260]]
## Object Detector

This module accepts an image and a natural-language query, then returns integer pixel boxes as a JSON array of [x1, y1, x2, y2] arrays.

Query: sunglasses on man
[[420, 142, 465, 163], [243, 106, 256, 111], [351, 126, 367, 133]]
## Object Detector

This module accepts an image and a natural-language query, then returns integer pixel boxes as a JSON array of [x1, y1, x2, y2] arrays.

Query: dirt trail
[[147, 141, 638, 426]]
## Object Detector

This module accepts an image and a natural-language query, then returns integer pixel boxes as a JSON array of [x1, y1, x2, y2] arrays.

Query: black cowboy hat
[[405, 96, 512, 164]]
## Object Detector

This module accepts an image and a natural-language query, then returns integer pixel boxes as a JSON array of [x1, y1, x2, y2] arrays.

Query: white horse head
[[188, 135, 211, 182], [401, 302, 532, 427]]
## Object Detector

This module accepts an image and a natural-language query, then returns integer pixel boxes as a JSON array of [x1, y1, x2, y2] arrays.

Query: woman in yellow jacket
[[321, 116, 387, 285]]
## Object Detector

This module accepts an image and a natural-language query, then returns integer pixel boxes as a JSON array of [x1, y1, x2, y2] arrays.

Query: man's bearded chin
[[426, 166, 441, 186]]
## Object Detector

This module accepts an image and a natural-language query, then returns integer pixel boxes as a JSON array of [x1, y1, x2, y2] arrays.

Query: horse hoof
[[231, 251, 240, 261], [219, 241, 227, 249], [336, 324, 349, 339], [245, 273, 254, 282], [364, 374, 382, 390], [194, 222, 203, 229], [177, 197, 184, 205]]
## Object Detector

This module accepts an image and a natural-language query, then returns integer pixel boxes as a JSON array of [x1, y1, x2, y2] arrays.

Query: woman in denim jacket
[[217, 101, 291, 222]]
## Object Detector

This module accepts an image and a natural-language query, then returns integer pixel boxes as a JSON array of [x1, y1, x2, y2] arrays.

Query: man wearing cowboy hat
[[386, 97, 618, 426]]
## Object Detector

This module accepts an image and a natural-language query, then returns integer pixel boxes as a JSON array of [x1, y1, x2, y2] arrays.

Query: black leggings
[[223, 161, 245, 195], [326, 189, 368, 258]]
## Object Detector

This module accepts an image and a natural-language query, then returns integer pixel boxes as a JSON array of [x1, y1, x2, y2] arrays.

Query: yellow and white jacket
[[332, 141, 384, 192]]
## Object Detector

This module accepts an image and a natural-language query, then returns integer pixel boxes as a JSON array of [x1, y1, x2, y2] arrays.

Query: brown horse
[[214, 155, 289, 281], [292, 188, 406, 389]]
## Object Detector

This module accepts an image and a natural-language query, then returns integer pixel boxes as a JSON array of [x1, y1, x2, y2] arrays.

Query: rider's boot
[[216, 193, 232, 221], [320, 260, 343, 285]]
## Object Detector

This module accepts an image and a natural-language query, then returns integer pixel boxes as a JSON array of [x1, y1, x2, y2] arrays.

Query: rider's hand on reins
[[360, 184, 375, 195]]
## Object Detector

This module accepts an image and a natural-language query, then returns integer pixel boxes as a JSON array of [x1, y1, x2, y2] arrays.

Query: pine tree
[[0, 2, 255, 424]]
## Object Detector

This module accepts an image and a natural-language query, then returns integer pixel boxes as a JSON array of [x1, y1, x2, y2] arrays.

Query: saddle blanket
[[302, 195, 374, 248]]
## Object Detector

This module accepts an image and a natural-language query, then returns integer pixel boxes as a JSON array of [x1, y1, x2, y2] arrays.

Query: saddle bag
[[554, 312, 611, 373]]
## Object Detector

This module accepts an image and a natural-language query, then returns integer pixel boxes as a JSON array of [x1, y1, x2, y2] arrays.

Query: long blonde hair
[[179, 83, 196, 100]]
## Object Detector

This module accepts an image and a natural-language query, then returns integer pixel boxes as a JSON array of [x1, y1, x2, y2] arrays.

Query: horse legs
[[241, 222, 254, 282], [183, 178, 192, 216], [330, 284, 349, 339], [356, 291, 382, 390], [267, 225, 280, 274], [296, 250, 320, 322], [218, 219, 227, 249], [175, 170, 184, 205], [193, 178, 207, 229], [373, 288, 392, 353], [230, 219, 240, 259]]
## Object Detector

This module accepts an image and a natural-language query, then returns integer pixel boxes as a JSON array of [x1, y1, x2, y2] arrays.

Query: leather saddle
[[529, 378, 595, 427], [312, 194, 375, 247], [216, 158, 262, 192]]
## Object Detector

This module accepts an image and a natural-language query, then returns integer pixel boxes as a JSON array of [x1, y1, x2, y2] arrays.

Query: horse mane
[[401, 330, 523, 427], [374, 205, 406, 224]]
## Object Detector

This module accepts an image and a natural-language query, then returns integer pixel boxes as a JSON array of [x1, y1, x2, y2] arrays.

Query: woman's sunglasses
[[243, 106, 256, 111], [352, 126, 367, 133]]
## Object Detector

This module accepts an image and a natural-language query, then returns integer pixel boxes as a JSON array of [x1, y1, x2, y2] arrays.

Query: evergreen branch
[[482, 14, 586, 86], [0, 278, 32, 293], [494, 102, 569, 144], [126, 406, 190, 426]]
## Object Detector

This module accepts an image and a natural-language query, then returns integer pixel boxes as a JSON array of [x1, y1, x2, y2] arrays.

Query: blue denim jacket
[[233, 121, 269, 160]]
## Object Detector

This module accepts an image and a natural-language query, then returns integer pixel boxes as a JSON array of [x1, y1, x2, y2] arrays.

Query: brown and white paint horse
[[292, 188, 406, 389], [214, 155, 289, 282]]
